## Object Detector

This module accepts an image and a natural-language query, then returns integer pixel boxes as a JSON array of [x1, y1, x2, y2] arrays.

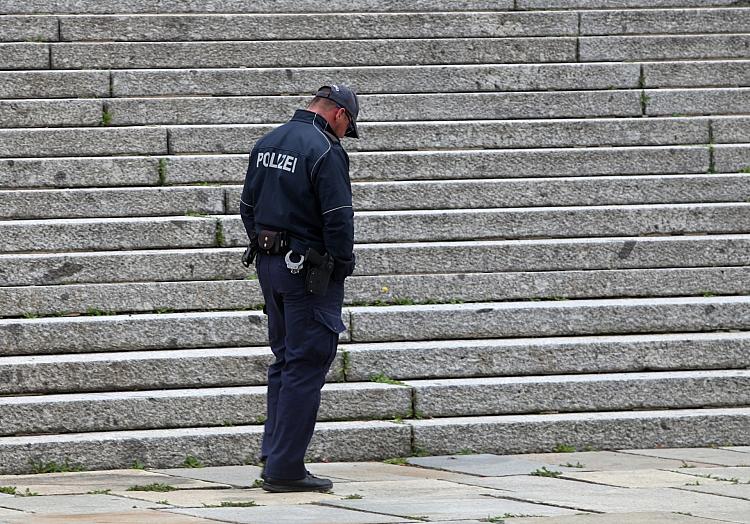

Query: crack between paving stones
[[312, 500, 432, 521], [482, 492, 605, 514], [670, 485, 750, 502]]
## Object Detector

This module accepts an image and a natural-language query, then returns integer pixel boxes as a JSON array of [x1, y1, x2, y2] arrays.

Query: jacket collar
[[291, 109, 340, 143]]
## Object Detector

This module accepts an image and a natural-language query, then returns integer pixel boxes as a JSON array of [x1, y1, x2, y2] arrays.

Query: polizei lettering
[[256, 151, 299, 173]]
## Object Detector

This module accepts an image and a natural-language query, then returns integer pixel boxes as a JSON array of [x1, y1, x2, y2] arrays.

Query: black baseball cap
[[315, 84, 360, 139]]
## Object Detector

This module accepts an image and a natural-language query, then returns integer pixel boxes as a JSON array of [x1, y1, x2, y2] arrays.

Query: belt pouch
[[258, 230, 287, 254]]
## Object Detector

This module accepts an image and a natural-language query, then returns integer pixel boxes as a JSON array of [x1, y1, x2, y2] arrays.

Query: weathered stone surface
[[113, 63, 640, 97], [0, 247, 247, 286], [518, 0, 740, 7], [644, 60, 750, 88], [0, 494, 158, 514], [149, 465, 262, 488], [171, 505, 411, 524], [0, 43, 49, 70], [169, 118, 708, 154], [107, 91, 640, 126], [0, 99, 102, 128], [409, 408, 750, 456], [52, 38, 576, 69], [0, 216, 217, 253], [10, 264, 744, 317], [454, 474, 750, 522], [580, 35, 750, 61], [0, 70, 109, 99], [61, 12, 577, 41], [348, 296, 750, 343], [0, 16, 59, 42], [0, 420, 411, 474], [344, 332, 750, 382], [3, 510, 218, 523], [166, 146, 710, 187], [329, 203, 750, 243], [666, 466, 750, 484], [0, 311, 271, 356], [406, 453, 585, 477], [0, 469, 225, 495], [115, 487, 339, 508], [621, 448, 750, 467], [0, 127, 167, 158], [0, 186, 225, 219], [715, 145, 750, 173], [581, 8, 750, 35], [320, 479, 578, 521], [506, 515, 718, 524], [713, 117, 750, 144], [2, 0, 513, 14], [0, 156, 159, 188], [516, 450, 714, 471], [2, 234, 746, 287], [305, 461, 473, 482], [407, 371, 750, 417], [646, 88, 750, 116], [0, 382, 410, 435]]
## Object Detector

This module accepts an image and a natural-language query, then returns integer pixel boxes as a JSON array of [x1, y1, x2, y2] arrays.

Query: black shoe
[[262, 473, 333, 493]]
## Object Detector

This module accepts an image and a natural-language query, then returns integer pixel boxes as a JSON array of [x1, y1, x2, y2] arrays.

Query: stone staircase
[[0, 0, 749, 474]]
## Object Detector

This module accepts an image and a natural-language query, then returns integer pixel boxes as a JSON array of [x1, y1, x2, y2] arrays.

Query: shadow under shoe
[[261, 472, 333, 493]]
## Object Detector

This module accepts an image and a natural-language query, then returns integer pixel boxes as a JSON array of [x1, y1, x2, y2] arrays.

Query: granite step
[[0, 70, 110, 99], [3, 266, 748, 318], [110, 63, 641, 98], [645, 88, 750, 117], [643, 60, 750, 88], [409, 407, 750, 457], [1, 296, 748, 356], [56, 12, 578, 42], [0, 43, 49, 70], [0, 0, 741, 14], [346, 295, 750, 343], [2, 202, 747, 253], [2, 332, 747, 396], [580, 8, 750, 35], [167, 118, 710, 155], [0, 382, 412, 436], [0, 146, 713, 188], [0, 408, 746, 474], [3, 174, 746, 220], [407, 370, 750, 418], [580, 34, 750, 62], [0, 16, 58, 43], [0, 419, 412, 475], [0, 118, 712, 158], [1, 234, 746, 286], [49, 38, 577, 69]]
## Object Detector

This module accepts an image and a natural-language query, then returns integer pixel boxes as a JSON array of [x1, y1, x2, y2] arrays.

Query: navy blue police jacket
[[240, 109, 355, 280]]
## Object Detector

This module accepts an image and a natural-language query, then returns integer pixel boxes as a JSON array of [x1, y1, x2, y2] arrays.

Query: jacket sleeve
[[240, 150, 257, 243], [313, 148, 355, 279]]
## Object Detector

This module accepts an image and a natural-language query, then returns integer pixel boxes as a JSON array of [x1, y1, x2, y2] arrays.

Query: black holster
[[305, 248, 335, 296]]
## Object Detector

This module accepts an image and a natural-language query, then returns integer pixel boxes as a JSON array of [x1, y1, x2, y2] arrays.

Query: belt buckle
[[284, 250, 305, 274]]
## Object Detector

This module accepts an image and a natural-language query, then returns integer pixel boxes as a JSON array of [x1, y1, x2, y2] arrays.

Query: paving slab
[[1, 510, 218, 523], [150, 465, 263, 488], [669, 467, 750, 484], [319, 479, 580, 520], [456, 476, 750, 522], [622, 448, 750, 467], [302, 461, 475, 482], [559, 469, 729, 488], [725, 447, 750, 454], [168, 504, 416, 523], [505, 513, 719, 524], [678, 482, 750, 502], [515, 450, 714, 471], [0, 470, 226, 496], [112, 487, 338, 507], [406, 454, 584, 477], [0, 493, 160, 513]]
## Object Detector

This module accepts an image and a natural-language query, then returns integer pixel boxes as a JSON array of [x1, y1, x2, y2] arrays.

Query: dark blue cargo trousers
[[255, 251, 346, 480]]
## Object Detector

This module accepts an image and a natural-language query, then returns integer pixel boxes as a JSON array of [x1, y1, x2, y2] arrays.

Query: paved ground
[[0, 447, 748, 523]]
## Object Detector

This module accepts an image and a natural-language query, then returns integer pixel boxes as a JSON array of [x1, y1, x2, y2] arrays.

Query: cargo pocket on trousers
[[313, 308, 347, 335]]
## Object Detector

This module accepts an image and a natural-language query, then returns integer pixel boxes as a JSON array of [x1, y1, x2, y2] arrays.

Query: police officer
[[239, 84, 359, 492]]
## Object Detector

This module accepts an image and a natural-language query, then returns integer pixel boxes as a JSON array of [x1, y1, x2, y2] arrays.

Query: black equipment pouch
[[258, 229, 288, 255], [304, 248, 335, 296]]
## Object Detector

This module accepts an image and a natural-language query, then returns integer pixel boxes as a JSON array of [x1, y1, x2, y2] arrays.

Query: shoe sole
[[261, 482, 332, 493]]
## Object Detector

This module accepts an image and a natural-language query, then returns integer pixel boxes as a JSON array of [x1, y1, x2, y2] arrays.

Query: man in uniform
[[239, 84, 359, 493]]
